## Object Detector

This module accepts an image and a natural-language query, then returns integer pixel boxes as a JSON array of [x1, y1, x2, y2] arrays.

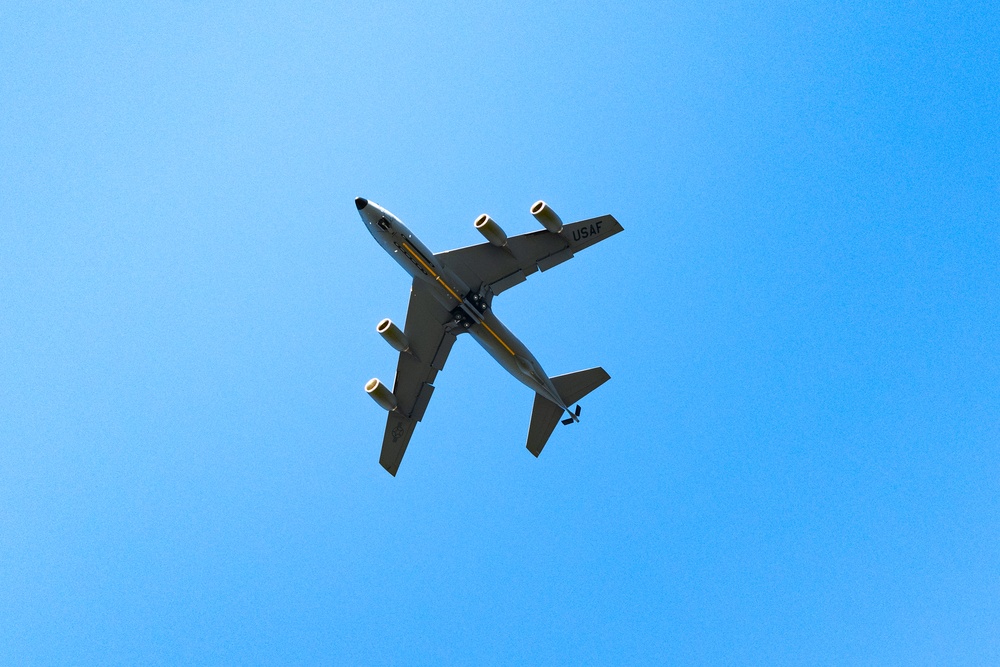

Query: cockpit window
[[377, 217, 392, 231]]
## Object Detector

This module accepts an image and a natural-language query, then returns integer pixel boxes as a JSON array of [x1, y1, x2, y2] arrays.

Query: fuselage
[[356, 197, 570, 412]]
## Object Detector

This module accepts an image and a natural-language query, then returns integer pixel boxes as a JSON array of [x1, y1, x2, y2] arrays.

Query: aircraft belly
[[468, 312, 558, 402]]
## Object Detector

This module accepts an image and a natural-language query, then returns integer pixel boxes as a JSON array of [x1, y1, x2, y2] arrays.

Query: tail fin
[[551, 367, 611, 406], [526, 367, 611, 457]]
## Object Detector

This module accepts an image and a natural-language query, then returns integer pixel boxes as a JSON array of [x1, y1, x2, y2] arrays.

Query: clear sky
[[2, 1, 998, 664]]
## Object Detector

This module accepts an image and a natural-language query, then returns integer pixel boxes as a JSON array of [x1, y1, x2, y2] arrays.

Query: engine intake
[[530, 200, 563, 233], [377, 318, 409, 352], [365, 378, 397, 411], [474, 214, 508, 247]]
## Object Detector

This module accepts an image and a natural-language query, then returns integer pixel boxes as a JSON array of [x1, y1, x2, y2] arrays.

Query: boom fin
[[561, 404, 582, 426]]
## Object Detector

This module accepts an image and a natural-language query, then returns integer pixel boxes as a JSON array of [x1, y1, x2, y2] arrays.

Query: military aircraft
[[358, 197, 623, 475]]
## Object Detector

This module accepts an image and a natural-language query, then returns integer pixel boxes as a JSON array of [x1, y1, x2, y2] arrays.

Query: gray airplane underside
[[358, 197, 622, 475]]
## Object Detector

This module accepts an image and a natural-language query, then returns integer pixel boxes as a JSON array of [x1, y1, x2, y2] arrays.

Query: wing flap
[[410, 382, 435, 422], [491, 269, 527, 293], [430, 332, 455, 370], [536, 247, 574, 272]]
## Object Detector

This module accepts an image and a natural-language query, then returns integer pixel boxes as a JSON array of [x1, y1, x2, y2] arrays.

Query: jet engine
[[365, 378, 397, 411], [474, 214, 508, 247], [530, 200, 563, 233], [377, 318, 409, 352]]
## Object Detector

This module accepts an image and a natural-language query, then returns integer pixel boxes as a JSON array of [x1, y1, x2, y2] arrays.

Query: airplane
[[357, 196, 623, 475]]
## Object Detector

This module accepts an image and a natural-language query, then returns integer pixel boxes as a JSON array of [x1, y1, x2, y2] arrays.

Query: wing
[[435, 215, 623, 296], [379, 279, 458, 476]]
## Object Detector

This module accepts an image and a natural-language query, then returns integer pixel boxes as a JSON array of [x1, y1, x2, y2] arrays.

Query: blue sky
[[2, 1, 998, 664]]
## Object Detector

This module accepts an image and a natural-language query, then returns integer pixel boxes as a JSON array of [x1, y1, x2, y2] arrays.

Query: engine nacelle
[[474, 214, 508, 247], [365, 378, 397, 411], [377, 318, 409, 352], [530, 200, 563, 233]]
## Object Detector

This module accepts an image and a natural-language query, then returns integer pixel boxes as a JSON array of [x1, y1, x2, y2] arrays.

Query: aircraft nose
[[355, 197, 368, 211]]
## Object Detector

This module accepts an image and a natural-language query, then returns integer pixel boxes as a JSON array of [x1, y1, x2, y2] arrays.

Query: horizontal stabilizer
[[526, 394, 564, 457], [526, 367, 611, 457], [551, 367, 610, 406]]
